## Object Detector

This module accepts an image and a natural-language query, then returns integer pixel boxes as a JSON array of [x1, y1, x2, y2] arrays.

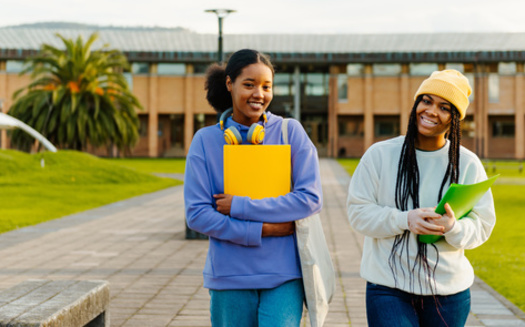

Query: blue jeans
[[209, 279, 304, 327], [366, 282, 470, 327]]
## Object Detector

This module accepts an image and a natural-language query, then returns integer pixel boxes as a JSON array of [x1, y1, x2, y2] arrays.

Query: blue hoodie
[[184, 111, 323, 290]]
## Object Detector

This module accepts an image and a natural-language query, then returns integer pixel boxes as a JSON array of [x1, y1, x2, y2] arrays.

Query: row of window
[[0, 60, 513, 104], [1, 61, 520, 77], [345, 62, 518, 76], [337, 72, 507, 103], [131, 62, 209, 75], [0, 60, 205, 76], [0, 60, 329, 97], [138, 113, 516, 141], [339, 117, 516, 138], [273, 73, 329, 97]]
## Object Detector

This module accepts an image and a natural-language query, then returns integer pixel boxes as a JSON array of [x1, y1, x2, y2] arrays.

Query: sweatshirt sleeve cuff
[[230, 196, 247, 219], [444, 220, 462, 242], [397, 211, 409, 231], [246, 221, 263, 246]]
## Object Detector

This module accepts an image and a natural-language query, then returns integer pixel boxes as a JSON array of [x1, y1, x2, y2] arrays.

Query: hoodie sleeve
[[184, 132, 263, 247], [229, 119, 323, 223]]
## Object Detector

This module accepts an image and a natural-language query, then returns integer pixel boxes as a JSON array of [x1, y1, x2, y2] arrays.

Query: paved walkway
[[0, 159, 523, 326]]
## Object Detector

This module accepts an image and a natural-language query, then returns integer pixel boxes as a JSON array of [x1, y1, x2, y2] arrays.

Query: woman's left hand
[[433, 203, 456, 233], [214, 194, 233, 215]]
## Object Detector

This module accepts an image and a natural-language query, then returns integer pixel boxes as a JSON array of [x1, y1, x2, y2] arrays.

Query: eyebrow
[[242, 77, 273, 84], [425, 94, 451, 107]]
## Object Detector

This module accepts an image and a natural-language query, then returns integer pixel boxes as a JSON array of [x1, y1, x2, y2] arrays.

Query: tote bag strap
[[281, 118, 293, 189], [281, 118, 290, 145]]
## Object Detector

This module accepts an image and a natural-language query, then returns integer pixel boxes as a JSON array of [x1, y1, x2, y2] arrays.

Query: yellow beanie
[[414, 69, 472, 120]]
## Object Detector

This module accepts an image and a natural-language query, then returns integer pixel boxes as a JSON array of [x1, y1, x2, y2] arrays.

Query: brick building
[[1, 27, 524, 159]]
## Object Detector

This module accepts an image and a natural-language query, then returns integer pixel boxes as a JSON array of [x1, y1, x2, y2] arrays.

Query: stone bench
[[0, 279, 109, 327]]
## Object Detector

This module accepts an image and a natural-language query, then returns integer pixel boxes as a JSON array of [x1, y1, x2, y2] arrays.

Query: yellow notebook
[[224, 145, 291, 199]]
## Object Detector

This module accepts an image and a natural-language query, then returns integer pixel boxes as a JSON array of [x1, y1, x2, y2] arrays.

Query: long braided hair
[[388, 94, 462, 294]]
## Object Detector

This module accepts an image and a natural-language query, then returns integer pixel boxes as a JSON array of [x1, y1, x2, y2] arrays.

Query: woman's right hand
[[262, 222, 295, 237], [407, 208, 445, 235]]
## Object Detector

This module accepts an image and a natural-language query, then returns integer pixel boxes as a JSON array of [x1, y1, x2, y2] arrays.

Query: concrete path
[[0, 159, 523, 326]]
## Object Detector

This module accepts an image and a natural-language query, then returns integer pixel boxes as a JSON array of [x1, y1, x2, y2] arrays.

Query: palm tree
[[8, 32, 142, 153]]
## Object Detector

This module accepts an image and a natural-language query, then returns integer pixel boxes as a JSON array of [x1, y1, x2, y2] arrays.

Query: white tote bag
[[282, 119, 336, 327]]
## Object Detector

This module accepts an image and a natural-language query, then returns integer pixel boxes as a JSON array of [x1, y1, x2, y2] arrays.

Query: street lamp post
[[205, 9, 236, 64]]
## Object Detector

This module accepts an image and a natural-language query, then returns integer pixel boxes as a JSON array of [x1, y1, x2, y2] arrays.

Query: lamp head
[[205, 9, 236, 18]]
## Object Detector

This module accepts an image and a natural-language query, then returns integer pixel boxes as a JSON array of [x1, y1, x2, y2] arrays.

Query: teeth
[[249, 102, 263, 109], [422, 117, 437, 125]]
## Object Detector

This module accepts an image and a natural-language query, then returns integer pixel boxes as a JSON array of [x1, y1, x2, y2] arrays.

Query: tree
[[8, 32, 142, 152]]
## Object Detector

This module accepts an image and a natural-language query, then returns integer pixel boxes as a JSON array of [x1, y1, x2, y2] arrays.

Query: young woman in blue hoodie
[[184, 49, 323, 326]]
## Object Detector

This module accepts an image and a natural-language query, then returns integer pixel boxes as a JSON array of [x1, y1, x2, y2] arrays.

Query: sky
[[1, 0, 525, 34]]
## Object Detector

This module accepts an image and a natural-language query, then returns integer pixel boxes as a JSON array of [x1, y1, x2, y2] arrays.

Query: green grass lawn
[[482, 159, 525, 178], [466, 183, 525, 312], [338, 158, 525, 312], [0, 150, 181, 234], [337, 158, 361, 176], [104, 157, 186, 174]]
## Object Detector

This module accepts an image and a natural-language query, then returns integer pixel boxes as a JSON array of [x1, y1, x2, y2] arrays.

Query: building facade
[[1, 28, 524, 159]]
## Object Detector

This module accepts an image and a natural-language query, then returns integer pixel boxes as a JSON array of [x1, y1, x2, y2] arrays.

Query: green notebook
[[419, 174, 499, 244]]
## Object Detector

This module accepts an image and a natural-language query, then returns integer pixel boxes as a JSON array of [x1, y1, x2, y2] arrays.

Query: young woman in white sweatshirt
[[347, 69, 496, 327]]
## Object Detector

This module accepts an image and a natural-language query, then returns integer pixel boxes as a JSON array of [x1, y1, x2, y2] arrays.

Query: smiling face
[[415, 94, 453, 150], [226, 62, 273, 126]]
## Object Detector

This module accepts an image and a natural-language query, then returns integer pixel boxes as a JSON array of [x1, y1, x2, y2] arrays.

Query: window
[[498, 62, 516, 75], [304, 73, 328, 96], [346, 63, 364, 76], [139, 116, 148, 137], [123, 72, 133, 91], [337, 74, 348, 102], [131, 62, 149, 74], [194, 113, 217, 133], [374, 117, 400, 137], [273, 73, 292, 96], [461, 118, 475, 138], [445, 63, 464, 73], [372, 64, 401, 76], [409, 63, 439, 76], [157, 63, 185, 75], [6, 60, 25, 73], [465, 73, 475, 101], [158, 122, 163, 137], [492, 121, 515, 137], [193, 64, 209, 75], [488, 73, 499, 103], [170, 114, 185, 146], [338, 117, 363, 137]]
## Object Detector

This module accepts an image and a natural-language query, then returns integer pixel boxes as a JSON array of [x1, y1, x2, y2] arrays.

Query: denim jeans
[[209, 279, 304, 327], [366, 282, 470, 327]]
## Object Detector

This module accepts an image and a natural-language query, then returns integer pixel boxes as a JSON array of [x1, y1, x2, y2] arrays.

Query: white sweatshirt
[[347, 136, 496, 295]]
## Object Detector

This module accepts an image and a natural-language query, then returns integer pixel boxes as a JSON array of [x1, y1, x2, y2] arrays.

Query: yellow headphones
[[219, 108, 267, 145]]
